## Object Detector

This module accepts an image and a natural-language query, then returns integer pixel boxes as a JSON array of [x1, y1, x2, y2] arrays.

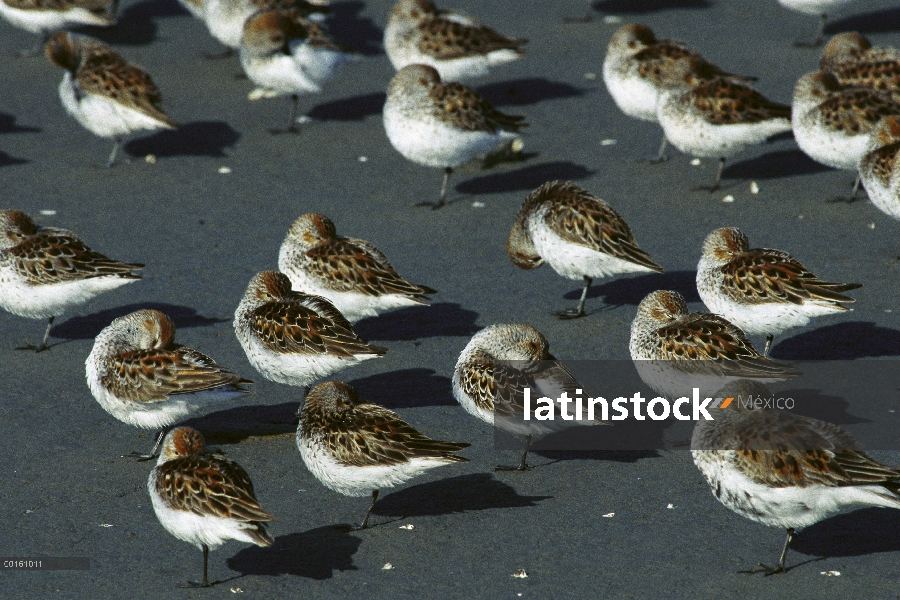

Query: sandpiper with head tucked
[[384, 0, 526, 82], [506, 181, 662, 319], [297, 380, 469, 529], [149, 427, 275, 587], [278, 213, 435, 323], [0, 209, 142, 352]]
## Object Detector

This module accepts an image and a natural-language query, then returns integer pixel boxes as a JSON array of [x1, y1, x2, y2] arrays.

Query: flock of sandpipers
[[2, 0, 900, 588]]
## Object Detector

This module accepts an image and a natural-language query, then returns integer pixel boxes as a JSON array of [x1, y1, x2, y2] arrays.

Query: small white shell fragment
[[583, 72, 598, 80], [511, 138, 524, 153], [99, 524, 113, 527], [600, 139, 617, 146], [296, 115, 313, 125], [218, 167, 232, 174], [722, 195, 734, 203], [248, 87, 278, 101], [358, 156, 368, 162], [798, 214, 804, 219], [25, 509, 33, 514], [472, 201, 486, 208], [230, 588, 244, 593], [39, 210, 56, 216], [868, 222, 876, 229], [690, 158, 701, 166], [382, 563, 394, 570], [398, 524, 414, 530], [145, 154, 156, 164], [666, 504, 674, 509], [603, 15, 623, 24], [886, 310, 893, 313], [749, 181, 759, 194], [821, 571, 841, 577], [602, 512, 615, 518], [512, 569, 528, 579]]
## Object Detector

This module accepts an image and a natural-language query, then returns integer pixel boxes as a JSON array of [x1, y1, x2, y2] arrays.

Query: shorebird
[[234, 271, 386, 388], [240, 9, 353, 133], [149, 427, 275, 587], [0, 0, 116, 56], [278, 213, 435, 322], [603, 23, 756, 162], [45, 32, 178, 167], [453, 323, 603, 471], [384, 0, 526, 81], [86, 309, 252, 459], [859, 115, 900, 221], [657, 78, 792, 192], [506, 181, 662, 319], [792, 70, 900, 201], [0, 209, 142, 352], [693, 379, 900, 575], [696, 227, 860, 356], [629, 290, 800, 399], [297, 380, 469, 529], [383, 64, 525, 208]]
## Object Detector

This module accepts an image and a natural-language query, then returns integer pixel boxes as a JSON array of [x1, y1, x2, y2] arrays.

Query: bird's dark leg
[[105, 139, 122, 168], [179, 544, 213, 588], [495, 435, 532, 472], [710, 157, 726, 192], [356, 489, 379, 530], [764, 334, 774, 358], [123, 429, 166, 461], [415, 167, 452, 209], [17, 316, 55, 352], [650, 136, 669, 164], [436, 167, 452, 209], [555, 276, 592, 319], [287, 94, 299, 133], [742, 528, 794, 575]]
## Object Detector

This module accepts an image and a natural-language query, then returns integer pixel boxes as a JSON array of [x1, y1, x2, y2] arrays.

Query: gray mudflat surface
[[2, 0, 900, 598]]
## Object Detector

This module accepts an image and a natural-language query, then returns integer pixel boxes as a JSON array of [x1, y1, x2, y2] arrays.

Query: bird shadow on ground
[[125, 121, 240, 158], [771, 322, 900, 360], [456, 161, 594, 195], [187, 402, 299, 444], [826, 8, 900, 34], [53, 302, 226, 339], [353, 303, 480, 341], [0, 113, 39, 134], [308, 92, 385, 120], [529, 421, 668, 456], [348, 369, 457, 408], [723, 150, 831, 180], [476, 78, 588, 107], [372, 473, 552, 518], [328, 0, 383, 56], [775, 388, 871, 426], [0, 152, 27, 167], [793, 508, 900, 557], [227, 526, 361, 579], [75, 0, 188, 46], [532, 448, 660, 463], [591, 0, 710, 14], [563, 270, 701, 305]]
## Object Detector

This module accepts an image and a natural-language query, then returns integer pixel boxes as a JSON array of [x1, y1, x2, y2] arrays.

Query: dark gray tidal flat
[[3, 0, 900, 598]]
